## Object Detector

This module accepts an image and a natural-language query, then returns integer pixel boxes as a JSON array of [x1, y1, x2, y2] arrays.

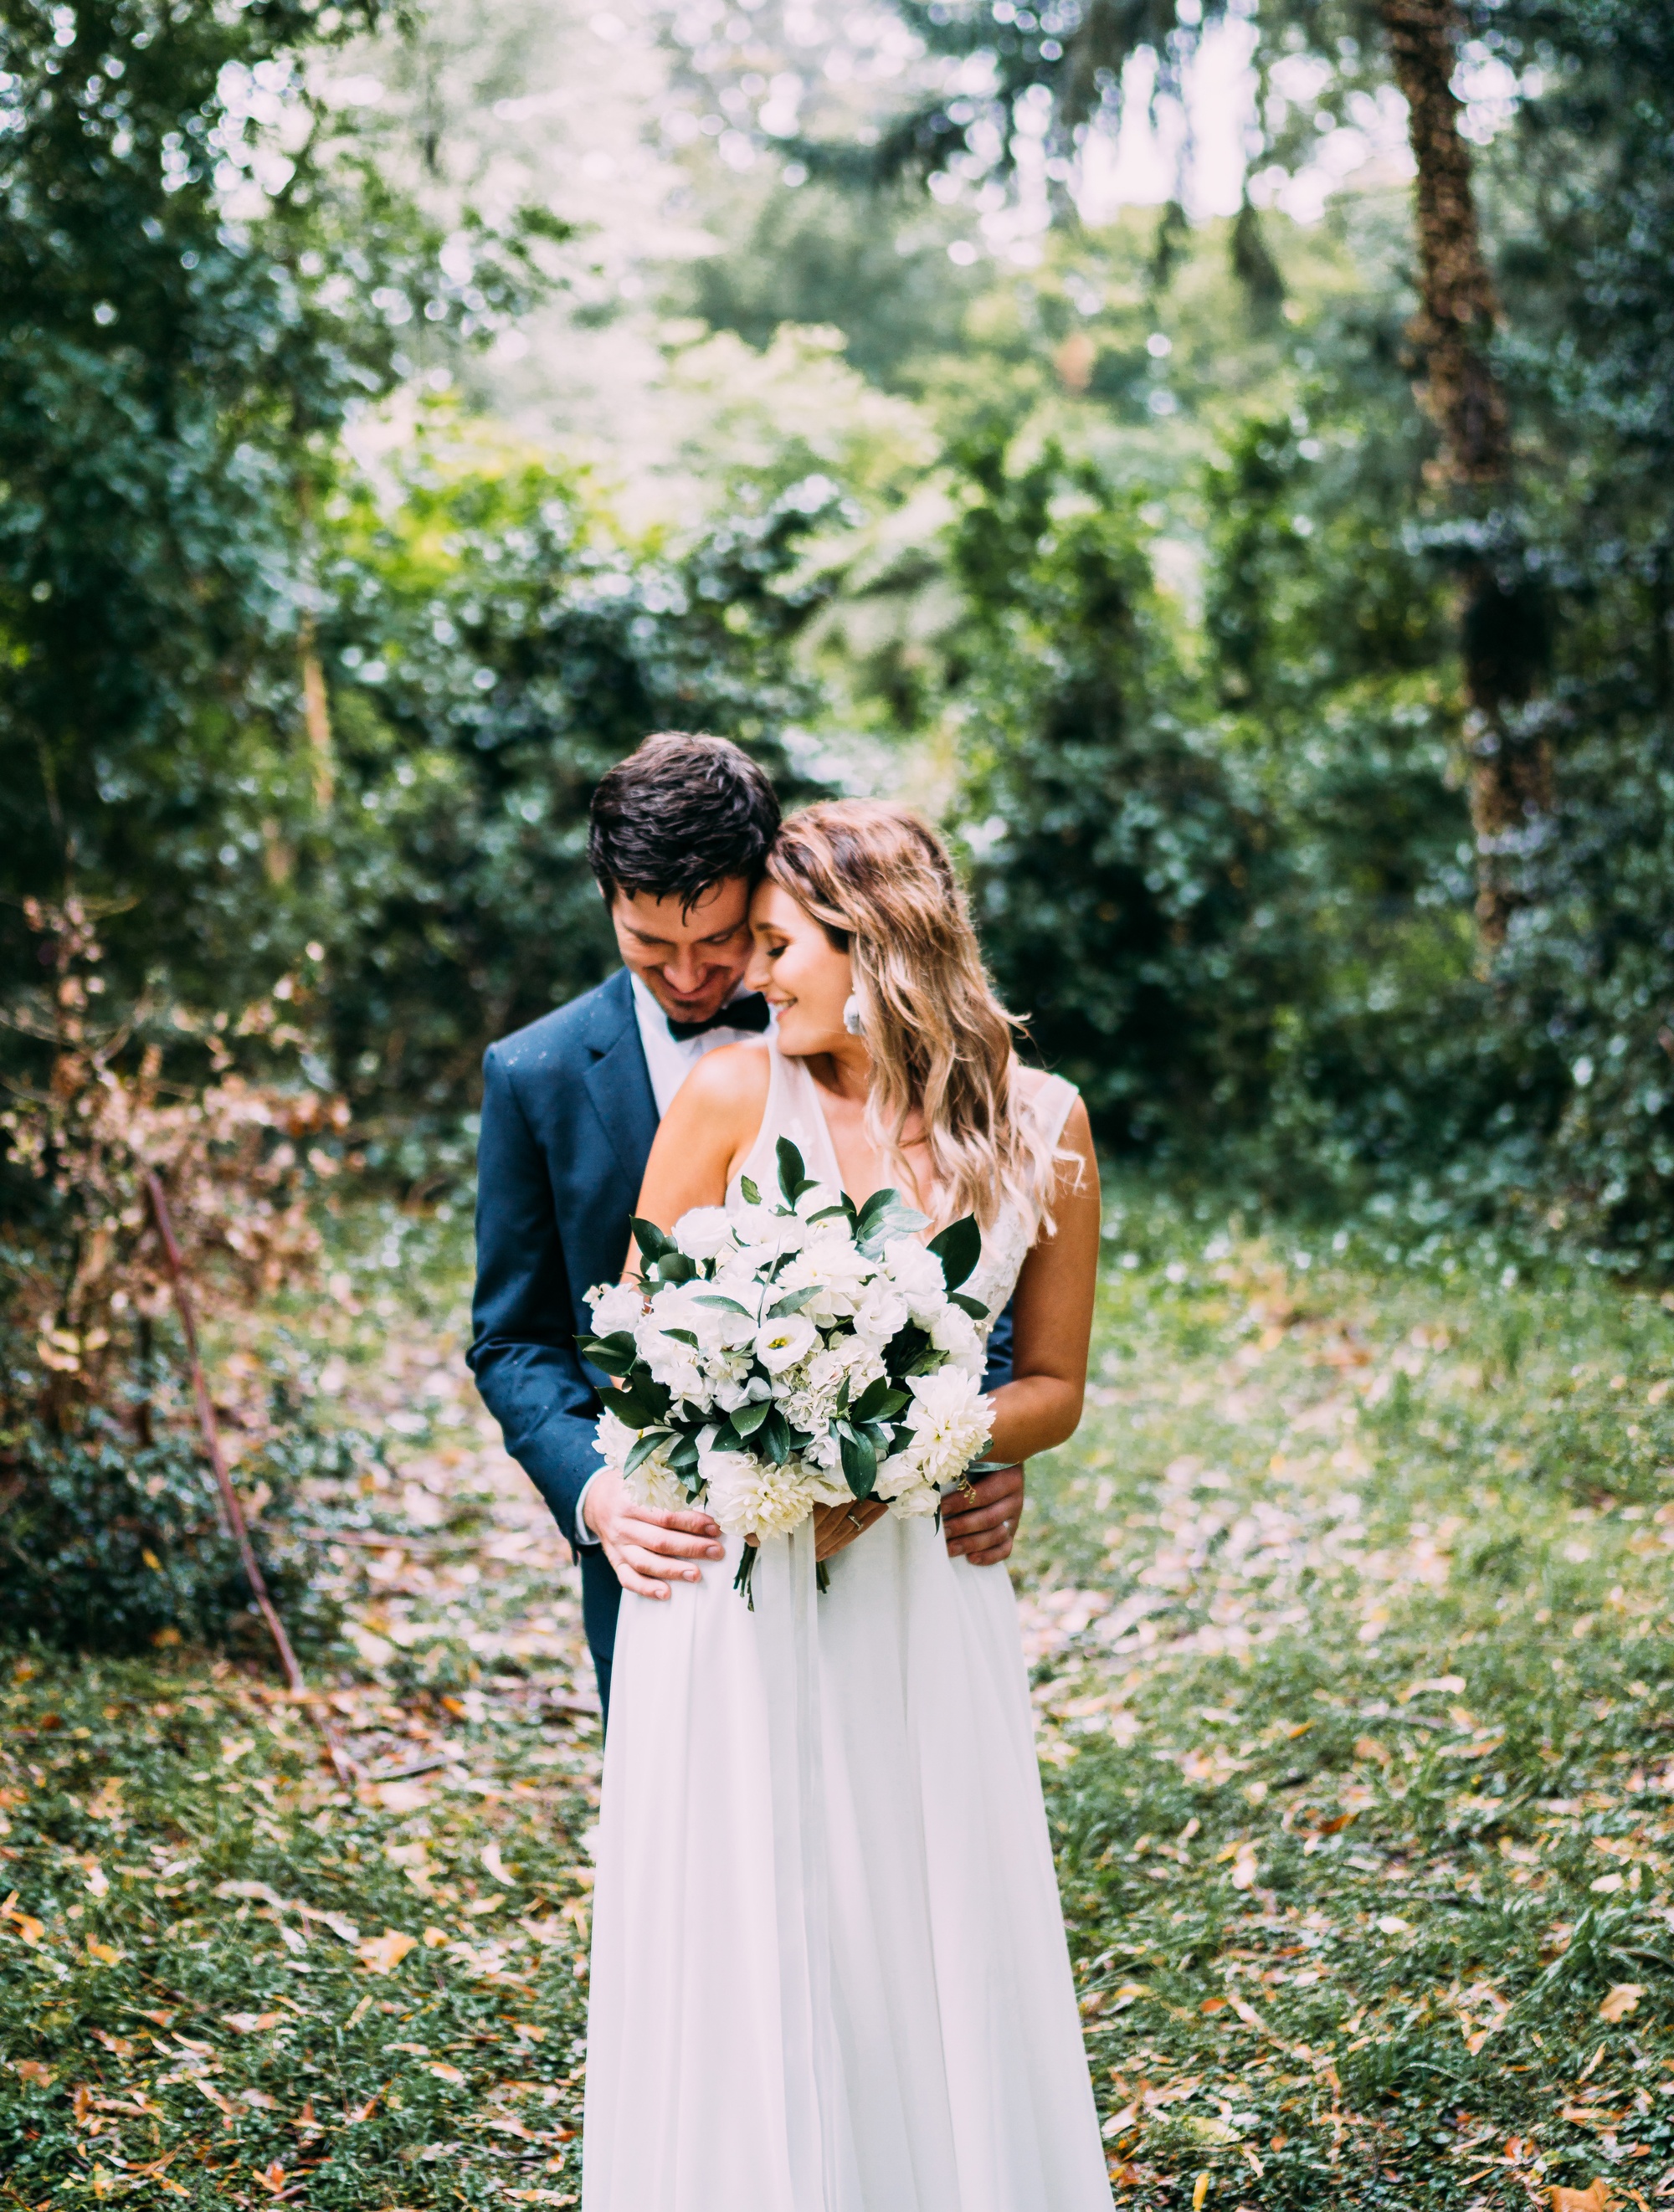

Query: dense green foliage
[[309, 453, 836, 1121]]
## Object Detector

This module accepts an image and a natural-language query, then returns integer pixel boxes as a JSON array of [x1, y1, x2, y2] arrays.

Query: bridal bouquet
[[580, 1139, 994, 1601]]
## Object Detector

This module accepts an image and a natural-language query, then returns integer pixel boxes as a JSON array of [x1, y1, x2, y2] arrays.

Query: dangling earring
[[842, 993, 865, 1037]]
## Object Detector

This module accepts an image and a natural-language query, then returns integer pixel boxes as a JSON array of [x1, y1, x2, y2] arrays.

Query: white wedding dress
[[583, 1043, 1112, 2212]]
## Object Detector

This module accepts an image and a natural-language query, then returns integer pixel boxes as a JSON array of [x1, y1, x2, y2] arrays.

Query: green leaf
[[624, 1430, 671, 1476], [882, 1322, 931, 1378], [630, 1215, 673, 1264], [949, 1291, 990, 1321], [850, 1375, 909, 1424], [649, 1251, 697, 1286], [927, 1214, 981, 1293], [659, 1327, 701, 1348], [729, 1399, 771, 1439], [776, 1136, 810, 1204], [739, 1176, 761, 1206], [577, 1331, 638, 1375], [667, 1434, 701, 1474], [761, 1408, 793, 1465], [840, 1427, 877, 1497], [768, 1285, 821, 1318], [696, 1293, 753, 1313], [598, 1384, 660, 1429]]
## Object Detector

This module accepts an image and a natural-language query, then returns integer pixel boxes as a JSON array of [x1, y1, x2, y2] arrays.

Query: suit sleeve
[[981, 1300, 1015, 1395], [466, 1045, 603, 1550]]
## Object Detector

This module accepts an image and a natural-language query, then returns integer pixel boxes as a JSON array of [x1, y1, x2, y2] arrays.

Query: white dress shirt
[[575, 975, 769, 1544]]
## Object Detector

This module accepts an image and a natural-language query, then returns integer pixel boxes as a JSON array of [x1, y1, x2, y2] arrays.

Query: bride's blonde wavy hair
[[764, 800, 1064, 1234]]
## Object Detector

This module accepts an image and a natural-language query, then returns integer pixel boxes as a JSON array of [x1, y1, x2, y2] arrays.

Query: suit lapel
[[582, 970, 659, 1192]]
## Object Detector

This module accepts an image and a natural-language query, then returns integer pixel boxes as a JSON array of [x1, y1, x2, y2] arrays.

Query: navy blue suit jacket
[[467, 967, 1014, 1706]]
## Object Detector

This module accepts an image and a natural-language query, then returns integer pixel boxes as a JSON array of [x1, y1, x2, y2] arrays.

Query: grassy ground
[[6, 1187, 1674, 2206]]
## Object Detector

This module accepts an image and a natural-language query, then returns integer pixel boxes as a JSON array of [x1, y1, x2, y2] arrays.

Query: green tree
[[0, 0, 553, 1011]]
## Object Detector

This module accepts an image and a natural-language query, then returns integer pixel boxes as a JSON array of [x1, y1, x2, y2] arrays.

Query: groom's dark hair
[[588, 731, 780, 913]]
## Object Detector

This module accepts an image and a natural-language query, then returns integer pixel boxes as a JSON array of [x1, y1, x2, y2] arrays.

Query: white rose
[[928, 1302, 983, 1377], [793, 1180, 845, 1220], [673, 1205, 737, 1262], [778, 1230, 878, 1322], [632, 1318, 711, 1407], [882, 1235, 950, 1323], [754, 1311, 819, 1374], [587, 1280, 645, 1337], [852, 1277, 911, 1347]]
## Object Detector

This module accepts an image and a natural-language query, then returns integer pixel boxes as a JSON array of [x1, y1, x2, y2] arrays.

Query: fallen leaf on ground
[[1599, 1984, 1644, 2022], [426, 2061, 466, 2084], [481, 1841, 516, 1886], [357, 1929, 418, 1974], [223, 2012, 282, 2035], [1549, 2184, 1610, 2212]]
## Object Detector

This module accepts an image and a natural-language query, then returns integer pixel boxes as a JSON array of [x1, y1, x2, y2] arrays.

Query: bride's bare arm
[[984, 1097, 1101, 1466], [627, 1042, 771, 1258]]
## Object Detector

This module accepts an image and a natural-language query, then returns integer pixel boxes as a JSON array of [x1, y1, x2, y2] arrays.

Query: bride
[[583, 800, 1112, 2211]]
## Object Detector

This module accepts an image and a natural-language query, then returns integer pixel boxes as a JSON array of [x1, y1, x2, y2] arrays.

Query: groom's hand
[[584, 1469, 725, 1601], [942, 1464, 1024, 1566]]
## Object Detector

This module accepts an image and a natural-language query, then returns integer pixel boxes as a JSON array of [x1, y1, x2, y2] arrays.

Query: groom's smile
[[609, 878, 755, 1026]]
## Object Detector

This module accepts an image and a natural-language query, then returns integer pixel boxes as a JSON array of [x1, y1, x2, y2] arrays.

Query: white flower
[[587, 1280, 645, 1337], [632, 1314, 711, 1408], [626, 1457, 691, 1515], [777, 1228, 879, 1322], [852, 1276, 911, 1347], [898, 1368, 992, 1490], [793, 1179, 844, 1220], [807, 1337, 886, 1399], [673, 1205, 737, 1262], [703, 1449, 814, 1540], [754, 1311, 819, 1374], [882, 1235, 950, 1322], [717, 1205, 807, 1272], [886, 1476, 943, 1517], [928, 1302, 983, 1377], [593, 1409, 640, 1476]]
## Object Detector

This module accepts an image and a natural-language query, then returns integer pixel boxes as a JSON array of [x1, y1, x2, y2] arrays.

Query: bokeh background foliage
[[2, 0, 1671, 1260]]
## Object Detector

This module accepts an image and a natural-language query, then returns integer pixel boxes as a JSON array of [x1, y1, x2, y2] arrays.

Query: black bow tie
[[666, 992, 771, 1044]]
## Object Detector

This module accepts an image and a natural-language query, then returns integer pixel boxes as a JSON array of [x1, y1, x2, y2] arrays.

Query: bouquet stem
[[733, 1545, 758, 1609]]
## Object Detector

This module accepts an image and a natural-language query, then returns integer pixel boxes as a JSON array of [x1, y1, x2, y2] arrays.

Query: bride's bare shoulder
[[665, 1039, 771, 1125]]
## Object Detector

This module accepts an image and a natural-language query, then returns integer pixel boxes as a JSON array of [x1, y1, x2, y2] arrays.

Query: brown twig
[[141, 1168, 360, 1790]]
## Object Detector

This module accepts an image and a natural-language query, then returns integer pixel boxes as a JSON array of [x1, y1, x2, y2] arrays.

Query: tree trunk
[[1379, 0, 1548, 946]]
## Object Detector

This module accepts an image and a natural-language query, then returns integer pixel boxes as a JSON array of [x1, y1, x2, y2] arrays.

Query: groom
[[468, 731, 1025, 1722]]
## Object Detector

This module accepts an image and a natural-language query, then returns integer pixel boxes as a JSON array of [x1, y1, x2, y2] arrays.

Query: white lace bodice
[[727, 1043, 1079, 1337]]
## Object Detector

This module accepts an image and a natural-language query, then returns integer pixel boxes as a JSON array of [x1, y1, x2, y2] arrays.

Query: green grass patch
[[7, 1183, 1674, 2205]]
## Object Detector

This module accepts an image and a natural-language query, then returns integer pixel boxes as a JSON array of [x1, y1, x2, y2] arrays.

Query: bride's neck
[[809, 1040, 872, 1105]]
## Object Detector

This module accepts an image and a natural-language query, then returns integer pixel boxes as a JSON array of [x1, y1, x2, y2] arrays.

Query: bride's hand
[[811, 1498, 886, 1561]]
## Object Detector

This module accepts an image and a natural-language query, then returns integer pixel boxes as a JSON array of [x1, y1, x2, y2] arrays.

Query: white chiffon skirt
[[582, 1517, 1112, 2211]]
